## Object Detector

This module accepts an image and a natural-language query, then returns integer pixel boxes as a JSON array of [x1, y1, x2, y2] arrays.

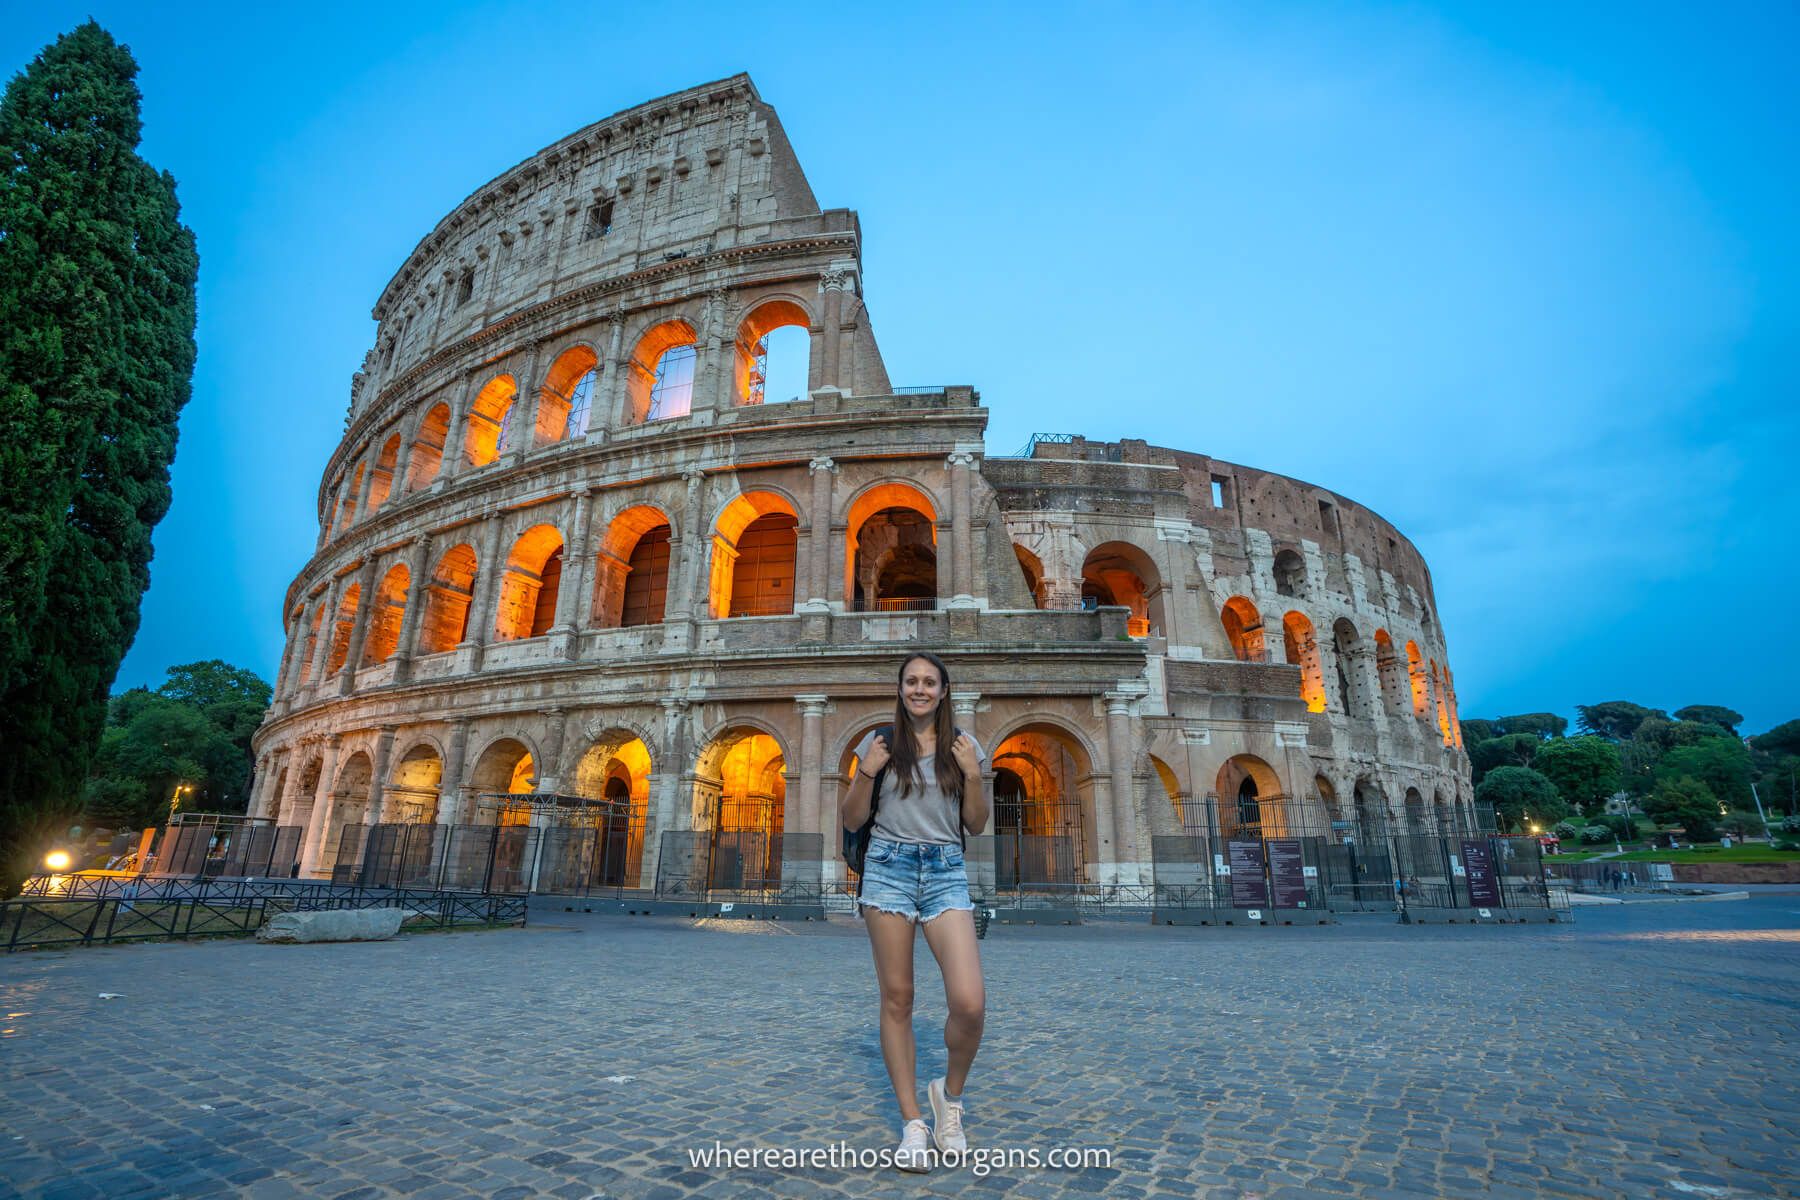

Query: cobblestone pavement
[[3, 897, 1797, 1200]]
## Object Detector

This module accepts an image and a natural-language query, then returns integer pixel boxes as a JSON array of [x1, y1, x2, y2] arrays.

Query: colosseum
[[247, 75, 1474, 908]]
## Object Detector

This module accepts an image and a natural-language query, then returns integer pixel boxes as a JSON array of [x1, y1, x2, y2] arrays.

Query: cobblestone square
[[3, 899, 1796, 1199]]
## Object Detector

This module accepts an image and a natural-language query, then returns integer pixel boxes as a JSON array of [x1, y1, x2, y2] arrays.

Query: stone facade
[[250, 75, 1471, 888]]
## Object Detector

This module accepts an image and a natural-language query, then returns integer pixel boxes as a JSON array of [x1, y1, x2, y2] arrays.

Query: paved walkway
[[3, 899, 1797, 1199]]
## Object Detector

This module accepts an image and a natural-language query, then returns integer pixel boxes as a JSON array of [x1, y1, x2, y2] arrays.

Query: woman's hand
[[951, 732, 981, 780], [860, 733, 891, 776]]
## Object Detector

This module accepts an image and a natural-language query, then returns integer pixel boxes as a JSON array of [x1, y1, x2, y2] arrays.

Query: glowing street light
[[44, 850, 71, 872]]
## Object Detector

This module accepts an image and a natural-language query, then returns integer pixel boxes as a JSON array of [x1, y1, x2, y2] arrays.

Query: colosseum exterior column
[[551, 488, 593, 655], [644, 697, 692, 888], [364, 727, 397, 825], [951, 691, 989, 833], [303, 577, 344, 697], [814, 267, 847, 400], [299, 735, 342, 877], [802, 456, 836, 611], [1154, 520, 1192, 650], [457, 512, 508, 670], [795, 695, 829, 878], [661, 468, 707, 653], [1104, 690, 1145, 886], [436, 720, 472, 829], [337, 558, 380, 694], [390, 533, 434, 683], [948, 450, 977, 606], [277, 743, 313, 830]]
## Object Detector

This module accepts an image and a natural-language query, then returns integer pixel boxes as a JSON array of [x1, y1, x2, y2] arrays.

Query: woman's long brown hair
[[889, 652, 962, 803]]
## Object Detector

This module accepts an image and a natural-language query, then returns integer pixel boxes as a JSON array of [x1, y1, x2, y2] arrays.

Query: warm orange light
[[44, 851, 71, 871]]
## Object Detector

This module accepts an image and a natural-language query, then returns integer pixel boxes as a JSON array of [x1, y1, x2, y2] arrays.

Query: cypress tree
[[0, 22, 198, 892]]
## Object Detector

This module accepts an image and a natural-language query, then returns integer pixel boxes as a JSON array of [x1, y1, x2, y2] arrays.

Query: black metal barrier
[[152, 821, 302, 879], [2, 877, 527, 952], [652, 831, 824, 902], [329, 823, 541, 893]]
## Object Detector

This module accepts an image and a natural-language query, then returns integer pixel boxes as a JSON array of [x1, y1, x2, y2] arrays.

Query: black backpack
[[842, 724, 966, 895]]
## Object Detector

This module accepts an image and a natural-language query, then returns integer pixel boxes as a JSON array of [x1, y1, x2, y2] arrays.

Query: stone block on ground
[[256, 907, 408, 943]]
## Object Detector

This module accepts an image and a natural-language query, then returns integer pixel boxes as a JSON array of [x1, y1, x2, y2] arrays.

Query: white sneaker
[[928, 1077, 967, 1154], [895, 1117, 933, 1173]]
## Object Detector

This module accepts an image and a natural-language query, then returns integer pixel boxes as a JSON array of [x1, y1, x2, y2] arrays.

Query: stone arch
[[1221, 596, 1266, 662], [468, 735, 539, 824], [626, 318, 698, 424], [566, 729, 654, 888], [1352, 775, 1389, 839], [328, 751, 375, 868], [1403, 786, 1428, 833], [406, 402, 451, 491], [709, 490, 799, 618], [336, 462, 365, 533], [734, 297, 813, 406], [1149, 753, 1185, 831], [1013, 543, 1046, 609], [464, 374, 517, 468], [418, 543, 478, 654], [289, 755, 323, 833], [1281, 610, 1327, 713], [1273, 548, 1306, 597], [845, 480, 940, 611], [297, 603, 326, 686], [1315, 773, 1343, 828], [692, 725, 788, 890], [595, 504, 675, 628], [1432, 788, 1453, 835], [324, 582, 362, 676], [494, 523, 565, 641], [387, 742, 444, 824], [1331, 618, 1370, 718], [536, 342, 600, 444], [1373, 629, 1406, 717], [1405, 640, 1429, 718], [988, 719, 1098, 886], [362, 562, 411, 665], [365, 433, 402, 514], [1081, 540, 1163, 638], [1214, 754, 1286, 838]]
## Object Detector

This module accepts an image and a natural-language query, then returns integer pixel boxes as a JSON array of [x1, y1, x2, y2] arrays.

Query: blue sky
[[5, 1, 1795, 735]]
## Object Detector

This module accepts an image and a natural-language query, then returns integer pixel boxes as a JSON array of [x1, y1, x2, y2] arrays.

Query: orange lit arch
[[464, 374, 517, 467], [734, 298, 812, 406], [709, 490, 800, 618]]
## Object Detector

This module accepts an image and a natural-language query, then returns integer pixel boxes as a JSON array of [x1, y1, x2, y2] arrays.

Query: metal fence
[[1540, 858, 1661, 895], [151, 817, 303, 879], [1151, 834, 1333, 915], [2, 877, 527, 953], [653, 831, 824, 902], [330, 823, 541, 893]]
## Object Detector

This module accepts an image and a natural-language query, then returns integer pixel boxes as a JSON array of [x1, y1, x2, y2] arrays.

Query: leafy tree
[[1459, 718, 1498, 747], [1657, 738, 1752, 810], [1750, 719, 1800, 759], [1495, 712, 1568, 740], [0, 23, 198, 894], [1533, 735, 1622, 817], [1644, 776, 1721, 843], [1576, 701, 1665, 742], [1474, 766, 1567, 833], [156, 660, 270, 792], [1470, 733, 1541, 784], [1674, 705, 1743, 735]]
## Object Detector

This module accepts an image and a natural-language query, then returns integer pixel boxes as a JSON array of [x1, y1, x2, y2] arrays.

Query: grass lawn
[[1554, 845, 1800, 864]]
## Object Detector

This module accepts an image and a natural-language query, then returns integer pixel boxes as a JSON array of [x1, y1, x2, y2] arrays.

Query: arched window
[[735, 300, 812, 406], [494, 525, 565, 641], [365, 434, 401, 514], [418, 544, 478, 654], [1405, 640, 1429, 718], [362, 564, 411, 664], [1273, 549, 1306, 597], [1013, 544, 1046, 609], [1332, 618, 1368, 717], [1081, 542, 1162, 637], [847, 483, 939, 612], [595, 506, 675, 628], [1282, 611, 1327, 713], [336, 463, 365, 533], [1221, 597, 1265, 662], [695, 729, 786, 891], [407, 403, 450, 491], [626, 321, 698, 424], [1374, 629, 1405, 716], [710, 492, 800, 618], [325, 583, 362, 676], [298, 604, 325, 685], [1215, 755, 1286, 838], [536, 345, 600, 444], [464, 375, 517, 468]]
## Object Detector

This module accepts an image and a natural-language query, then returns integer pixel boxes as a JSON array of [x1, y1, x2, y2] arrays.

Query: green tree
[[1495, 712, 1568, 739], [1657, 738, 1752, 810], [0, 23, 198, 894], [1673, 705, 1743, 735], [1576, 701, 1664, 742], [156, 659, 271, 794], [1533, 735, 1622, 818], [1644, 776, 1721, 843], [1474, 765, 1568, 833], [1459, 718, 1498, 746], [1470, 733, 1541, 784], [1750, 719, 1800, 759]]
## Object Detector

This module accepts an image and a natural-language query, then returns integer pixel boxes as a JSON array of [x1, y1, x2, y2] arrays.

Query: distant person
[[840, 652, 989, 1172]]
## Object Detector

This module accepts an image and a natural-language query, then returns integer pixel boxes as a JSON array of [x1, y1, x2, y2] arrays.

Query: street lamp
[[168, 783, 193, 819]]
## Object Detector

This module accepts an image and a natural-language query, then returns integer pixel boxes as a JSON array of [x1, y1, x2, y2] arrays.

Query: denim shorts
[[858, 837, 973, 925]]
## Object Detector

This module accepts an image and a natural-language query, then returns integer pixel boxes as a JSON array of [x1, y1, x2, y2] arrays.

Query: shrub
[[1579, 825, 1614, 845], [1553, 821, 1581, 841]]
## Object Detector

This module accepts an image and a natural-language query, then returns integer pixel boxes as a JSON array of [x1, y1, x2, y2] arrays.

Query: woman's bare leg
[[920, 909, 985, 1094], [865, 910, 923, 1120]]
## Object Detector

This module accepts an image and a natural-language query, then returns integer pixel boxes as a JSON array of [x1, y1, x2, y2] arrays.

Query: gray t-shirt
[[855, 728, 988, 846]]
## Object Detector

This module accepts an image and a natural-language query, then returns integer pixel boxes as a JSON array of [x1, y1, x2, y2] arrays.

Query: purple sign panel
[[1267, 838, 1308, 908], [1462, 839, 1502, 907], [1227, 839, 1269, 908]]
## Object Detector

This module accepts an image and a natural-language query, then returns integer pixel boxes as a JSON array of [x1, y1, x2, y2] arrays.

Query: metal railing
[[2, 877, 527, 953]]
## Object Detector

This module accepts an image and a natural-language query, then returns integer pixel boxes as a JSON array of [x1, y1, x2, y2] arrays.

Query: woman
[[841, 651, 988, 1173]]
